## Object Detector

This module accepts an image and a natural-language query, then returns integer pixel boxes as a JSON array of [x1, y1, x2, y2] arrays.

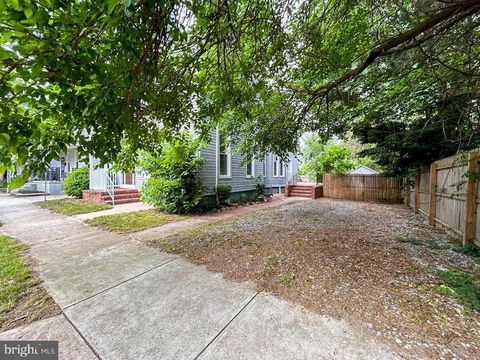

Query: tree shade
[[1, 0, 479, 182]]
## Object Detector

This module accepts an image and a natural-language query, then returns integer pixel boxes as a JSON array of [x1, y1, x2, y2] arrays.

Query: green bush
[[63, 167, 89, 198], [216, 184, 232, 205], [239, 192, 248, 204], [140, 136, 205, 214], [254, 176, 265, 199]]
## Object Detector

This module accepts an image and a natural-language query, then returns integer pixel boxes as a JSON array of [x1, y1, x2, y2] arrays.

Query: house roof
[[348, 165, 379, 175]]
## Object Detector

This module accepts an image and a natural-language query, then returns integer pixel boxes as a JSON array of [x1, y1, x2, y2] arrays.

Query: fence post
[[429, 163, 437, 225], [404, 178, 409, 208], [463, 150, 479, 246], [414, 174, 420, 213]]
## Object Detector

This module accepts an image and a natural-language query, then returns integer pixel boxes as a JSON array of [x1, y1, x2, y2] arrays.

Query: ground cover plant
[[37, 198, 111, 215], [0, 235, 59, 331], [150, 199, 480, 359], [86, 210, 181, 233]]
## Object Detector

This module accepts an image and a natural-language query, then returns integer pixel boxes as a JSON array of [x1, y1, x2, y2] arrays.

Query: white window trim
[[272, 155, 278, 177], [263, 155, 267, 177], [246, 158, 255, 178], [217, 131, 231, 179], [272, 155, 287, 178]]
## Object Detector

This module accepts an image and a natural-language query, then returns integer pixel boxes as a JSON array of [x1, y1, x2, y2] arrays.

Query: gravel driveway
[[152, 198, 480, 359]]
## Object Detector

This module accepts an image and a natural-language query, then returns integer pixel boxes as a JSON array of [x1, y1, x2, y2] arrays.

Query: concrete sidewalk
[[0, 194, 398, 359]]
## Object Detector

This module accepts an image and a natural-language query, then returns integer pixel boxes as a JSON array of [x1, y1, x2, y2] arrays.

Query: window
[[273, 155, 278, 177], [279, 161, 285, 177], [219, 133, 231, 177], [246, 158, 254, 178], [262, 156, 267, 177]]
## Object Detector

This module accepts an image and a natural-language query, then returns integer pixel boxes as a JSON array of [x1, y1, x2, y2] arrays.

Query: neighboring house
[[348, 165, 379, 175], [7, 146, 85, 194], [86, 129, 298, 204]]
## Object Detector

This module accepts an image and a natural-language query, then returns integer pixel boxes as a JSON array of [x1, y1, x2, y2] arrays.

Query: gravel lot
[[151, 198, 480, 359]]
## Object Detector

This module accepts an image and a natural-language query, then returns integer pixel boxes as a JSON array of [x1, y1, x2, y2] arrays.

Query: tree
[[300, 136, 355, 178], [1, 1, 479, 184], [139, 134, 205, 214], [353, 93, 480, 176]]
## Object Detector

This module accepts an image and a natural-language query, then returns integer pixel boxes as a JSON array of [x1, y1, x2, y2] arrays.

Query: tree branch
[[292, 0, 480, 97]]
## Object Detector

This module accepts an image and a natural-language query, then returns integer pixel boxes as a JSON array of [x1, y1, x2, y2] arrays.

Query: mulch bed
[[150, 198, 480, 359]]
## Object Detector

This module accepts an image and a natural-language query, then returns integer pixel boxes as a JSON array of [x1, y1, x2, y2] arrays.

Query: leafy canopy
[[1, 0, 479, 180]]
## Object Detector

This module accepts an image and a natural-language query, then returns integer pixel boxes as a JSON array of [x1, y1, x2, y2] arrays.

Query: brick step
[[101, 193, 140, 201], [104, 197, 140, 205], [108, 188, 139, 195], [291, 185, 312, 191], [290, 189, 312, 194], [290, 193, 311, 197]]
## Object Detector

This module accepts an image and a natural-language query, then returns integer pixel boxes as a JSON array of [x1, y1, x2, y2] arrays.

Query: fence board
[[406, 151, 479, 246], [323, 174, 403, 203]]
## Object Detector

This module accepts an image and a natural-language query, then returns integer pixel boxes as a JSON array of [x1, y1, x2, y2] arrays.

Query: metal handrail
[[105, 171, 117, 206]]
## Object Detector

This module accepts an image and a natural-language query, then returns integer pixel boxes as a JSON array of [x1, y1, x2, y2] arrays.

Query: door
[[124, 172, 134, 185]]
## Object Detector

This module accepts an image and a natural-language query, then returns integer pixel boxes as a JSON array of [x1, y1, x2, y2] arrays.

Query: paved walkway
[[74, 201, 153, 221], [0, 194, 398, 360]]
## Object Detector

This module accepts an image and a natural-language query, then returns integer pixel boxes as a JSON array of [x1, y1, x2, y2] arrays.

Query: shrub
[[254, 176, 265, 199], [140, 136, 205, 214], [63, 167, 89, 197], [239, 192, 248, 204], [216, 184, 232, 205]]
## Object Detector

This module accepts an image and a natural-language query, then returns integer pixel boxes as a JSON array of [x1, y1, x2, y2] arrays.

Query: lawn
[[86, 210, 181, 233], [37, 198, 112, 215], [150, 199, 480, 359], [0, 235, 59, 330]]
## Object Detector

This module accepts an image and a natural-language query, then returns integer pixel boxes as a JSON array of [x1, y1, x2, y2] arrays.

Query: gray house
[[199, 130, 298, 202], [85, 129, 298, 204]]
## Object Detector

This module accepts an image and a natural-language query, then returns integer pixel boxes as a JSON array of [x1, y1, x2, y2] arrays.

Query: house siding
[[199, 130, 297, 196]]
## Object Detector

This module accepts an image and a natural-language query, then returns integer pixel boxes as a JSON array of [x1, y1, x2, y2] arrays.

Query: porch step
[[100, 192, 140, 201], [82, 188, 140, 205], [104, 197, 140, 205], [287, 184, 323, 199]]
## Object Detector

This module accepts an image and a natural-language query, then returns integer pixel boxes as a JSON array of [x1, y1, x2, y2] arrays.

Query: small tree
[[140, 136, 205, 214], [64, 167, 89, 197], [300, 136, 355, 179]]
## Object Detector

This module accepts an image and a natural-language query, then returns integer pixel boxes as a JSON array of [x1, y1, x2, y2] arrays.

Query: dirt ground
[[151, 198, 480, 359]]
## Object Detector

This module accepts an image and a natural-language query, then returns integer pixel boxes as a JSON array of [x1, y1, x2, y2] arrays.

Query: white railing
[[288, 173, 298, 185], [105, 170, 117, 206]]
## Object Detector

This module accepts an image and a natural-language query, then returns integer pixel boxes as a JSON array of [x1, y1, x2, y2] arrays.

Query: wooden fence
[[407, 150, 479, 247], [323, 173, 404, 203]]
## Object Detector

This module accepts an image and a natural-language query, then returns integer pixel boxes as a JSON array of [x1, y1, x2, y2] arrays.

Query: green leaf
[[7, 172, 29, 191], [106, 0, 118, 14], [0, 133, 10, 145], [24, 7, 33, 18]]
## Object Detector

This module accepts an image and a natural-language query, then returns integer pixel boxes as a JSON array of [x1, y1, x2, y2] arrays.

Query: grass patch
[[279, 274, 295, 286], [436, 269, 480, 312], [86, 210, 181, 233], [454, 243, 480, 259], [426, 238, 444, 250], [0, 235, 33, 316], [37, 198, 111, 215], [396, 236, 422, 245], [0, 235, 58, 329]]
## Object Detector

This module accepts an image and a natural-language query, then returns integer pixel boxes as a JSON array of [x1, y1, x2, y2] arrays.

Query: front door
[[124, 172, 134, 185]]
